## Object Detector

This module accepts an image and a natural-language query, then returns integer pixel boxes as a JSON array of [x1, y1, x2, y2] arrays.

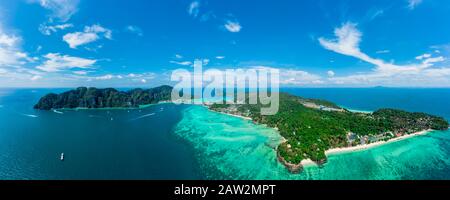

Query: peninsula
[[34, 87, 449, 173], [209, 93, 449, 173]]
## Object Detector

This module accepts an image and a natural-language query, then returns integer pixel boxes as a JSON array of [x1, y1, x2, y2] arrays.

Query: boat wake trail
[[23, 114, 38, 118], [129, 113, 155, 121], [52, 109, 64, 114]]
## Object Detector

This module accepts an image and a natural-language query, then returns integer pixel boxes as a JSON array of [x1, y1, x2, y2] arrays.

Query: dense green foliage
[[210, 93, 449, 165], [35, 86, 449, 169], [34, 85, 173, 110]]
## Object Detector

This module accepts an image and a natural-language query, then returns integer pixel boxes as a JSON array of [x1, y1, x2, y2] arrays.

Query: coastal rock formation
[[277, 150, 303, 173], [34, 85, 173, 110]]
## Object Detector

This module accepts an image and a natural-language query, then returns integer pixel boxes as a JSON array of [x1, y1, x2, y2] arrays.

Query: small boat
[[60, 153, 64, 161], [52, 109, 64, 114]]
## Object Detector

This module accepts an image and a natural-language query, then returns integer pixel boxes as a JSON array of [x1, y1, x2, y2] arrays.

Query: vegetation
[[34, 85, 173, 110], [209, 93, 449, 170], [34, 86, 449, 173]]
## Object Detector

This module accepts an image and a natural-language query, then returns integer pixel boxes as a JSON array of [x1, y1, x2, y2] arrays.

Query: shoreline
[[339, 105, 374, 114], [205, 107, 440, 172], [325, 129, 433, 156], [56, 101, 172, 111], [208, 109, 253, 121], [208, 108, 287, 142], [297, 129, 434, 168]]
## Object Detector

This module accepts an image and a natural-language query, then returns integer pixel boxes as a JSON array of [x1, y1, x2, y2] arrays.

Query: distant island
[[209, 93, 449, 173], [34, 85, 172, 110], [34, 86, 449, 173]]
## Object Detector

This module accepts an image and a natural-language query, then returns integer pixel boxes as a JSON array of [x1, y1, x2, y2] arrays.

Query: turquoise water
[[174, 105, 450, 180], [0, 89, 198, 180], [302, 131, 450, 180], [1, 88, 450, 179]]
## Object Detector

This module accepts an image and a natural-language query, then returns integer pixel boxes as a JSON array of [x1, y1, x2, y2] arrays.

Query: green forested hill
[[34, 85, 173, 110]]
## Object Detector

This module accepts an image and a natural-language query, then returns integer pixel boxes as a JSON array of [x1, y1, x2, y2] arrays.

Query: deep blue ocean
[[0, 89, 198, 180], [0, 88, 449, 180], [282, 88, 450, 119]]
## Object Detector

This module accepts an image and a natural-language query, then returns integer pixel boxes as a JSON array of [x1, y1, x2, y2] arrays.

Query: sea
[[0, 88, 449, 180]]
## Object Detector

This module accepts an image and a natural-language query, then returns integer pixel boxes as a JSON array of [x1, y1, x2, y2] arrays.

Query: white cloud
[[84, 44, 104, 52], [0, 34, 19, 47], [319, 22, 450, 87], [408, 0, 423, 10], [376, 50, 390, 54], [0, 25, 33, 67], [430, 44, 450, 55], [72, 72, 153, 82], [253, 66, 323, 85], [202, 58, 210, 65], [415, 53, 431, 60], [423, 56, 445, 65], [216, 56, 225, 59], [369, 9, 385, 21], [63, 32, 97, 49], [95, 74, 114, 80], [32, 0, 79, 22], [31, 75, 43, 81], [174, 54, 183, 59], [125, 25, 143, 36], [73, 72, 155, 85], [0, 68, 8, 74], [318, 22, 443, 75], [319, 23, 364, 61], [84, 25, 112, 39], [188, 1, 200, 18], [36, 53, 97, 72], [224, 20, 242, 33], [73, 70, 89, 75], [63, 24, 112, 49], [281, 69, 323, 85], [327, 70, 335, 77], [39, 23, 73, 35], [169, 60, 193, 66]]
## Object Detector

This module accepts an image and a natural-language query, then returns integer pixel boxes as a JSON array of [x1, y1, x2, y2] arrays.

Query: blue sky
[[1, 0, 450, 87]]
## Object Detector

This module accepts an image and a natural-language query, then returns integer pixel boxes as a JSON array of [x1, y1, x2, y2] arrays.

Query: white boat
[[60, 153, 64, 161], [52, 109, 64, 114]]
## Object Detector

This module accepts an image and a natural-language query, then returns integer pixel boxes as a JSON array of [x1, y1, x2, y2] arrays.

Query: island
[[34, 87, 449, 173], [209, 93, 449, 173], [34, 85, 173, 110]]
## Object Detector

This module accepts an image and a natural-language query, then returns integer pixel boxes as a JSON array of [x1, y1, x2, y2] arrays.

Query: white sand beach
[[297, 129, 433, 166], [300, 159, 317, 166], [210, 110, 253, 121], [325, 129, 432, 155]]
